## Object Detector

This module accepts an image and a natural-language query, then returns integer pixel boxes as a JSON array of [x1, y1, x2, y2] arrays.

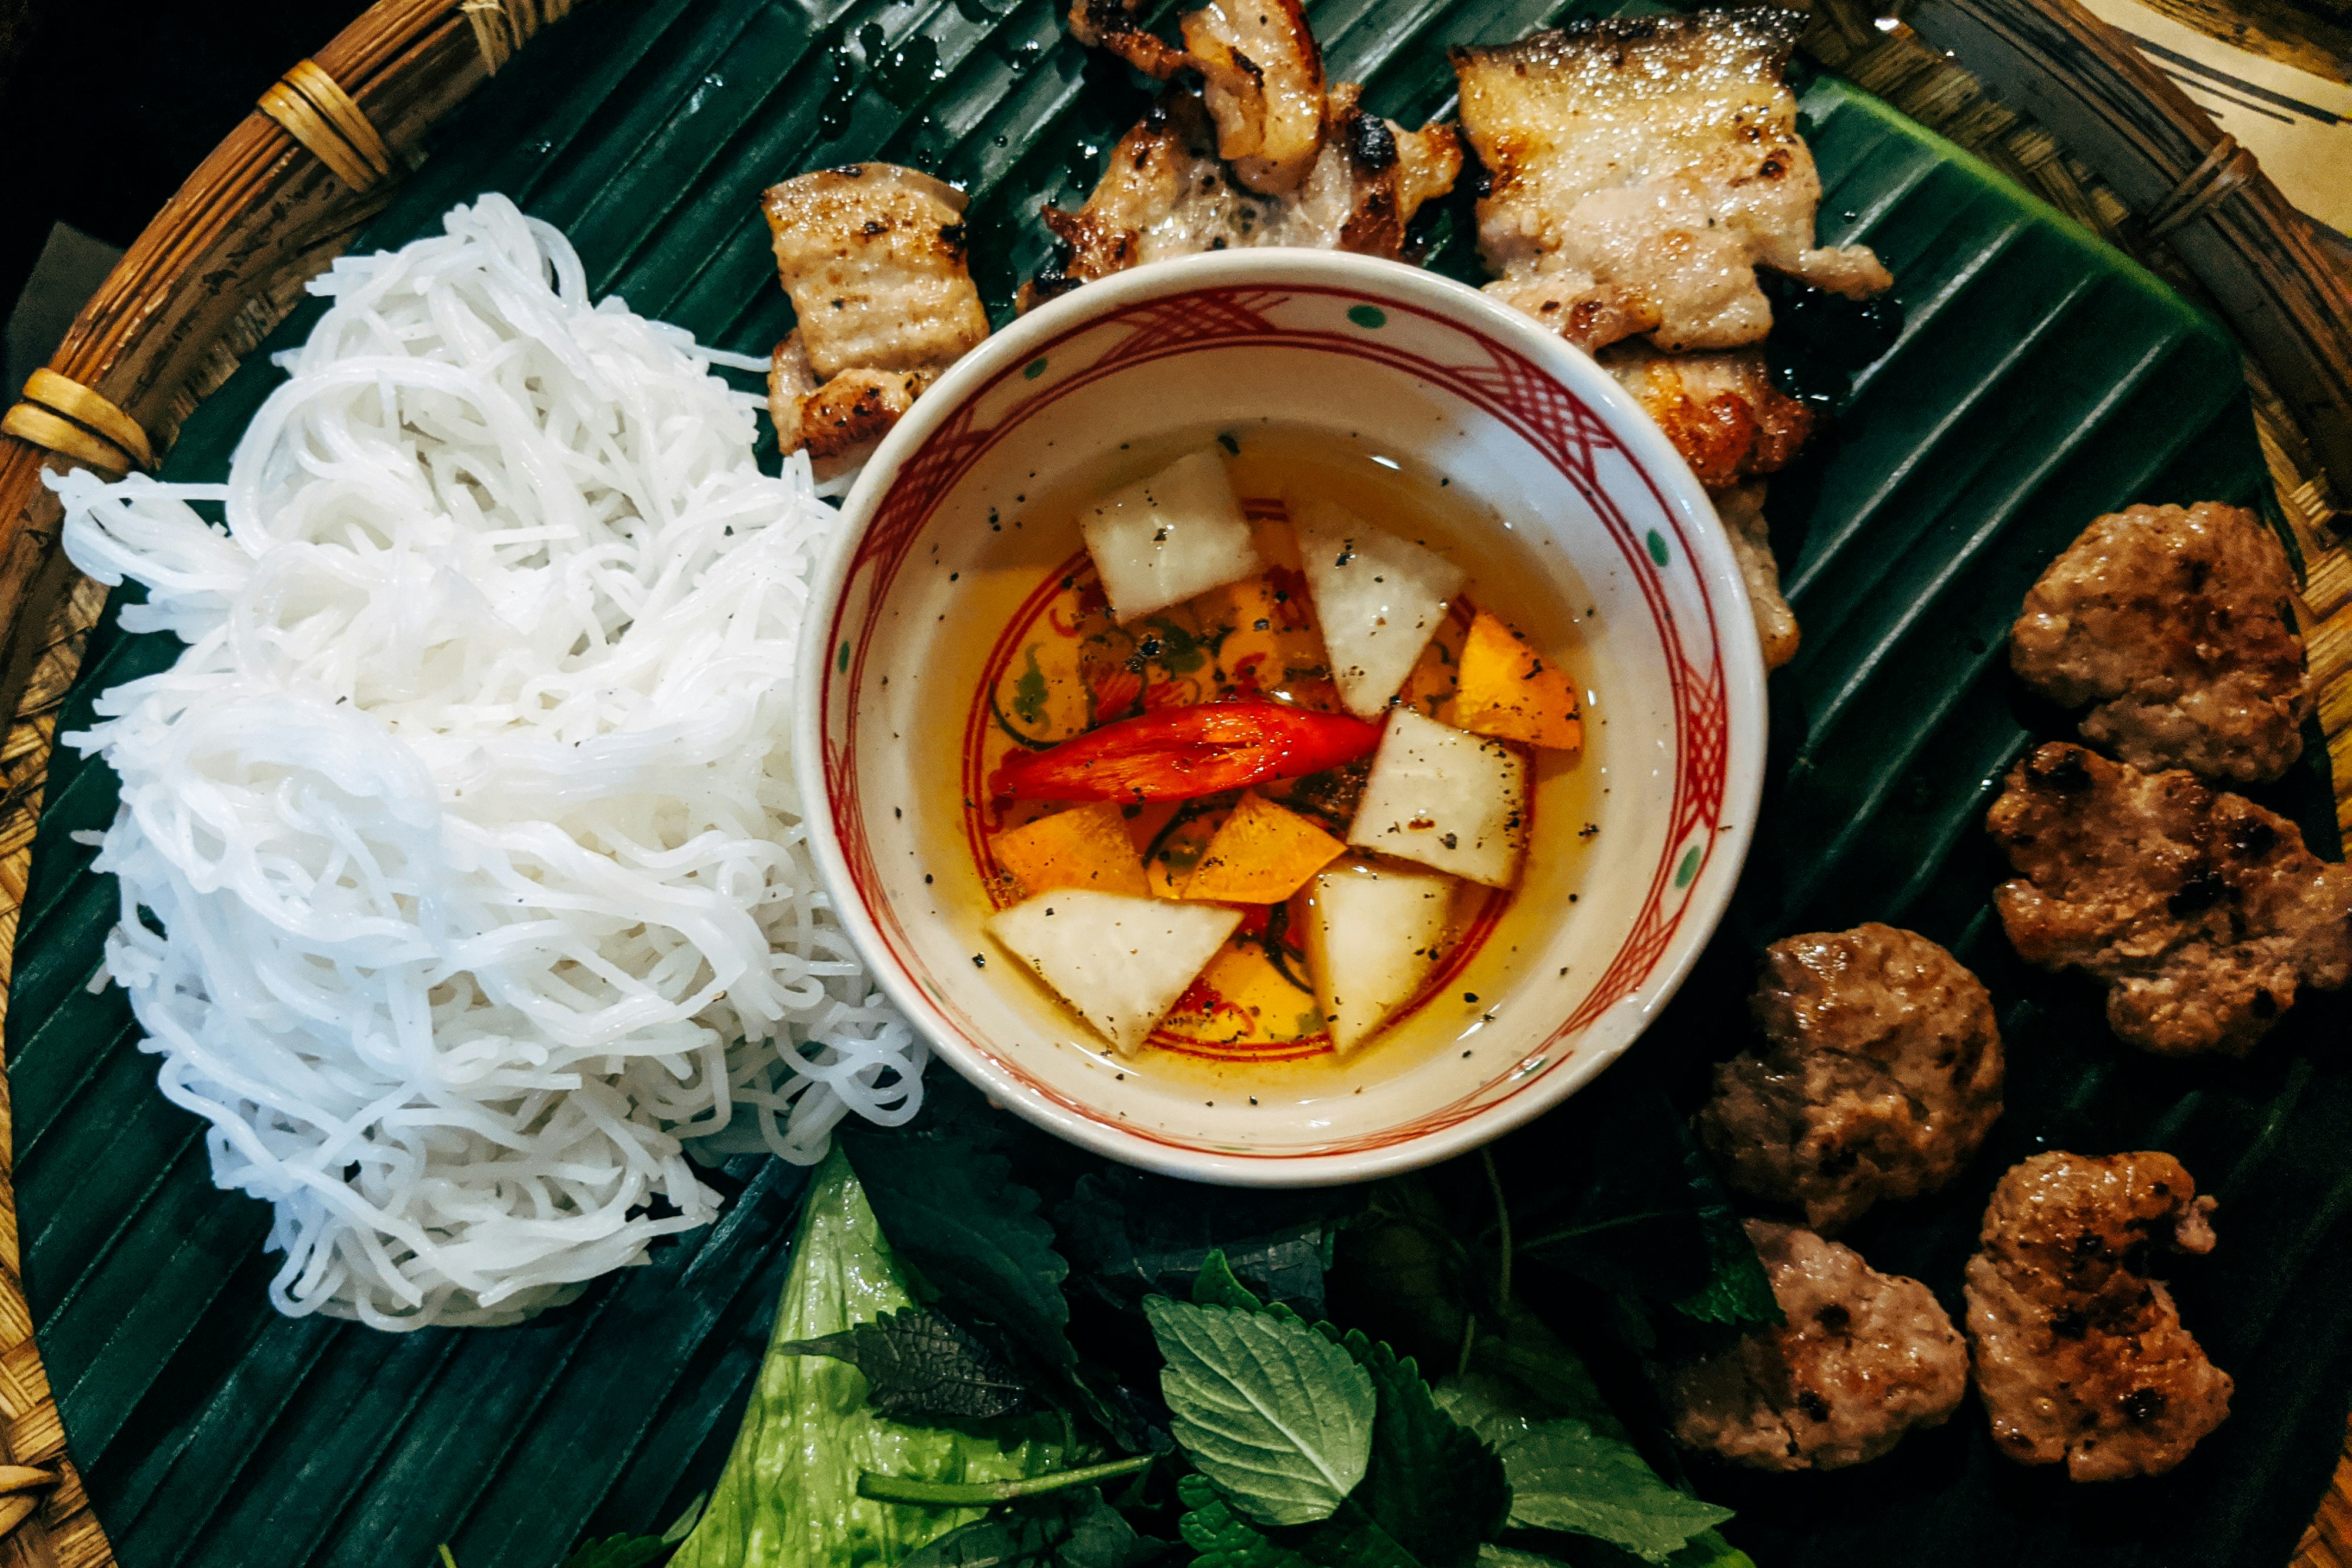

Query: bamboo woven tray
[[0, 0, 2346, 1563]]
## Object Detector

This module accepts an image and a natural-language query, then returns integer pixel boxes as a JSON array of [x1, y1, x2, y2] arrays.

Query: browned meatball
[[1666, 1220, 1968, 1471], [2010, 502, 2309, 784], [1964, 1151, 2231, 1481], [1987, 742, 2352, 1055], [1696, 925, 2004, 1233]]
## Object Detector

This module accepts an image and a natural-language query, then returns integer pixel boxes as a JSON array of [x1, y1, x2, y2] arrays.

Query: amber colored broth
[[962, 422, 1601, 1095]]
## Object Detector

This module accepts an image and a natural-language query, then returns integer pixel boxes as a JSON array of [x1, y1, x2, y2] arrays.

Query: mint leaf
[[900, 1488, 1162, 1567], [1494, 1419, 1730, 1563], [1178, 1476, 1318, 1568], [1057, 1171, 1354, 1318], [1318, 1327, 1507, 1568], [1177, 1477, 1425, 1568], [1190, 1249, 1506, 1566], [1146, 1297, 1374, 1526], [845, 1129, 1077, 1369], [777, 1308, 1035, 1419], [1194, 1250, 1293, 1316]]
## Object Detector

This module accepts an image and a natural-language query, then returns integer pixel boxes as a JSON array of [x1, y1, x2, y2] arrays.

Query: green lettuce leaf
[[1474, 1549, 1566, 1568], [1145, 1298, 1374, 1526], [669, 1147, 1065, 1568]]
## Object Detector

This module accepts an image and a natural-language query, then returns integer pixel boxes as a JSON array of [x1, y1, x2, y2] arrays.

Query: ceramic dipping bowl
[[796, 248, 1765, 1186]]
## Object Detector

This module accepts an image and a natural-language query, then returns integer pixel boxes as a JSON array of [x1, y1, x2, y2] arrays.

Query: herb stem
[[1456, 1310, 1478, 1378], [1482, 1146, 1513, 1305], [857, 1453, 1153, 1507]]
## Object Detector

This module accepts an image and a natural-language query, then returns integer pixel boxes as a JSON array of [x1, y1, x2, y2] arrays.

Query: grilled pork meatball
[[1666, 1220, 1968, 1471], [1987, 742, 2352, 1055], [1965, 1150, 2231, 1481], [2011, 502, 2310, 784], [1698, 924, 2003, 1233]]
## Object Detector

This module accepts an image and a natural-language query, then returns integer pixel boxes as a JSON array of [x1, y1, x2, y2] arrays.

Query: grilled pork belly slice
[[1180, 0, 1326, 194], [762, 164, 990, 476], [1022, 88, 1461, 309], [1600, 343, 1813, 492], [1710, 479, 1800, 670], [1069, 0, 1327, 195], [1451, 9, 1891, 355]]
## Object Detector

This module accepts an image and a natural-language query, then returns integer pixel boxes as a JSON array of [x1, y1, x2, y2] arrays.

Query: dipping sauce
[[965, 425, 1595, 1077]]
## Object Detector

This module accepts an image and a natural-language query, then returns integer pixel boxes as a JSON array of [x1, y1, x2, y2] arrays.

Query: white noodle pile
[[49, 194, 928, 1330]]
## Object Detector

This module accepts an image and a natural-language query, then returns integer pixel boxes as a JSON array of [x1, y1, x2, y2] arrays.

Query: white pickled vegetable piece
[[1080, 451, 1260, 623], [987, 889, 1242, 1054], [1347, 708, 1527, 887], [1293, 497, 1466, 717], [1303, 859, 1456, 1054]]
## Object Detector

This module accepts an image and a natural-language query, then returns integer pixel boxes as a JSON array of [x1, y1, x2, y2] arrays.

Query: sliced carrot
[[1179, 790, 1347, 903], [994, 803, 1148, 898], [1453, 611, 1582, 752]]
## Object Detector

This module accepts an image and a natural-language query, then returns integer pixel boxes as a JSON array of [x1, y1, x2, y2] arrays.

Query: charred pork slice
[[1597, 346, 1811, 668], [1451, 7, 1891, 355], [762, 164, 990, 476], [1709, 480, 1799, 669], [1023, 88, 1460, 309], [1966, 1150, 2231, 1481], [1699, 924, 2003, 1232], [1987, 742, 2352, 1055], [1069, 0, 1326, 195], [2012, 501, 2311, 784], [1666, 1220, 1968, 1471]]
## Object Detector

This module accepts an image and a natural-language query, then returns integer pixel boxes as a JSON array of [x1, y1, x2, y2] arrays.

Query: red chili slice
[[995, 700, 1385, 802]]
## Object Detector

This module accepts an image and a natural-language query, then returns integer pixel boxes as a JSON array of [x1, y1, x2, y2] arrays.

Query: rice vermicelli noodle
[[50, 194, 928, 1329]]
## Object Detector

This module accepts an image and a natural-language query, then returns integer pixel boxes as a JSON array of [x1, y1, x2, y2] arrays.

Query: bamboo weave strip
[[0, 372, 153, 477], [257, 58, 398, 191], [0, 1, 2338, 1566]]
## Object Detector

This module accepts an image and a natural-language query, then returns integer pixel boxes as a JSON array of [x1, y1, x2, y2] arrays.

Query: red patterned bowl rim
[[795, 250, 1766, 1186]]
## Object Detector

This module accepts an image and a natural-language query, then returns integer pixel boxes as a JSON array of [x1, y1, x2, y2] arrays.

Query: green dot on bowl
[[1646, 529, 1670, 567], [837, 639, 851, 673], [1347, 305, 1387, 329], [1674, 845, 1703, 889], [1023, 356, 1049, 379]]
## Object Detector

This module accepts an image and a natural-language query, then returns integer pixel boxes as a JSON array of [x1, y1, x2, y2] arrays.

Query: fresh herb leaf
[[1193, 1250, 1293, 1316], [1057, 1170, 1354, 1318], [1318, 1326, 1508, 1568], [846, 1127, 1078, 1369], [899, 1487, 1163, 1567], [555, 1495, 706, 1568], [778, 1308, 1036, 1419], [556, 1538, 668, 1568], [1513, 1093, 1777, 1329], [1436, 1381, 1729, 1566], [1190, 1249, 1508, 1567], [1474, 1548, 1568, 1568], [1177, 1477, 1424, 1568], [670, 1149, 1066, 1568], [1145, 1297, 1375, 1526], [1178, 1476, 1319, 1568]]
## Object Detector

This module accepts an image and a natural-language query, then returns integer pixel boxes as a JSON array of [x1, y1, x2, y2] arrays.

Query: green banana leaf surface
[[9, 0, 2348, 1565]]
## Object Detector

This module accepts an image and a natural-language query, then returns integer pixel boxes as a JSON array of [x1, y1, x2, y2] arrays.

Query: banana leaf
[[7, 1, 2344, 1566]]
